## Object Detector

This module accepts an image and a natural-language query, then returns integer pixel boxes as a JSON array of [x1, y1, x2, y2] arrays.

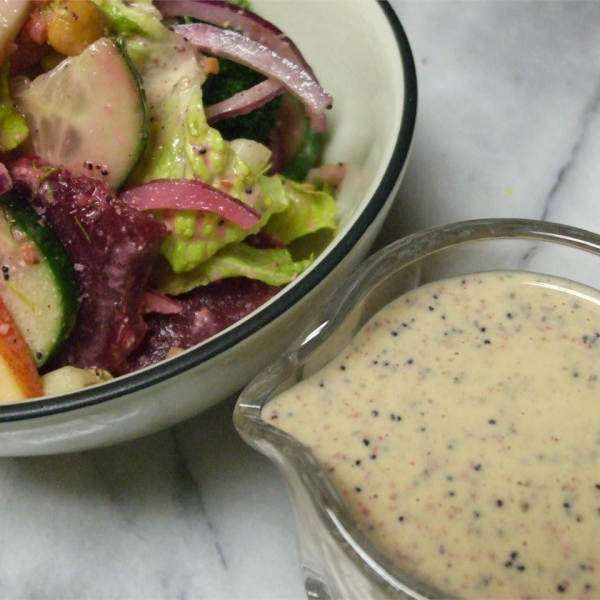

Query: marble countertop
[[4, 1, 600, 598]]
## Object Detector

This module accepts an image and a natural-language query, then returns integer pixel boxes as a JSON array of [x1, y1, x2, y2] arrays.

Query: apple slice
[[0, 295, 43, 402], [0, 0, 30, 64]]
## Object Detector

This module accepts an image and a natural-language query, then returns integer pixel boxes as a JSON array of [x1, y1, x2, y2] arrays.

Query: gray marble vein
[[542, 76, 600, 222]]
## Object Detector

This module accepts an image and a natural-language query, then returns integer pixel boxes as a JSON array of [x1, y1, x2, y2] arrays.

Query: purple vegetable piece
[[118, 277, 281, 374], [10, 157, 167, 372], [0, 162, 12, 194]]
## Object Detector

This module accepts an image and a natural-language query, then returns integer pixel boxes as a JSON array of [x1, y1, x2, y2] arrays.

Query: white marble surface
[[4, 1, 600, 598]]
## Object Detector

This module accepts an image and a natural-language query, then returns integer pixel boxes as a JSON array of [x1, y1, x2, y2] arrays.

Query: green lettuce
[[264, 179, 338, 246], [153, 243, 311, 295], [0, 61, 28, 152], [156, 174, 293, 273], [90, 0, 165, 38]]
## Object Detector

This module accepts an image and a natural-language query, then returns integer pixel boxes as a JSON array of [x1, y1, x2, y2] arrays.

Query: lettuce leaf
[[90, 0, 165, 38], [152, 243, 311, 295], [158, 210, 250, 273], [0, 61, 28, 152], [264, 179, 337, 246]]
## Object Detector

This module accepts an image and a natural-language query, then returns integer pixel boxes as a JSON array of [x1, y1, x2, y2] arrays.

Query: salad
[[0, 0, 343, 402]]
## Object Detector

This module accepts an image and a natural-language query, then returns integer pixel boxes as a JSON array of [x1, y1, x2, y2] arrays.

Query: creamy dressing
[[263, 271, 600, 599]]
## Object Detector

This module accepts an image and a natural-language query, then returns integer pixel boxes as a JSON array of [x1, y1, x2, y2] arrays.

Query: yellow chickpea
[[47, 0, 108, 56]]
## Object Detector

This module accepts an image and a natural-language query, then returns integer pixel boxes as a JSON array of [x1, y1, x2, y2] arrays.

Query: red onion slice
[[142, 290, 182, 315], [173, 22, 331, 132], [155, 0, 316, 78], [307, 163, 347, 190], [121, 178, 261, 230], [205, 78, 284, 124], [0, 162, 12, 194]]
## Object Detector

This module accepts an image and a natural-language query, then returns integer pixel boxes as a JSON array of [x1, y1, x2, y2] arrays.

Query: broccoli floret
[[202, 58, 282, 144]]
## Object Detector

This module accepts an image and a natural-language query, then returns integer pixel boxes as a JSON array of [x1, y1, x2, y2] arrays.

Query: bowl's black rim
[[0, 0, 418, 422]]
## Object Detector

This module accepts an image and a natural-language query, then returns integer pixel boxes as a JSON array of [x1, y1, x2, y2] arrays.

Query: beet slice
[[118, 277, 281, 374], [10, 157, 167, 372]]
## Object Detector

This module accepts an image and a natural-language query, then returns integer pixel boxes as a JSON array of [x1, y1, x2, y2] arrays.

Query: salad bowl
[[0, 0, 416, 456]]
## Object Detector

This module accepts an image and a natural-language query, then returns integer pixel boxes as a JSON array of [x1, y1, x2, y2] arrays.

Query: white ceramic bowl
[[0, 0, 417, 456]]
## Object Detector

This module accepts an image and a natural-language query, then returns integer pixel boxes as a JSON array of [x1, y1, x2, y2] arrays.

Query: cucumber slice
[[13, 37, 148, 190], [0, 190, 79, 367]]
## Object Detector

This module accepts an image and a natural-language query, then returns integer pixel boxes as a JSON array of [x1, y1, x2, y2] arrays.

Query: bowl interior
[[235, 218, 600, 599]]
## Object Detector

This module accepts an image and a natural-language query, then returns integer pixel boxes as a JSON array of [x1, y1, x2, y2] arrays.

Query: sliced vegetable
[[152, 242, 311, 295], [121, 178, 261, 229], [0, 294, 43, 402], [156, 0, 316, 76], [141, 290, 182, 315], [0, 163, 11, 195], [9, 156, 167, 373], [307, 163, 347, 190], [0, 61, 28, 152], [0, 189, 79, 367], [12, 36, 149, 190], [202, 55, 283, 142], [41, 366, 112, 396], [173, 22, 332, 132], [205, 78, 283, 125], [121, 29, 211, 185], [90, 0, 165, 38], [157, 211, 253, 274], [121, 276, 281, 374], [0, 0, 30, 64], [157, 0, 319, 141], [263, 179, 337, 246]]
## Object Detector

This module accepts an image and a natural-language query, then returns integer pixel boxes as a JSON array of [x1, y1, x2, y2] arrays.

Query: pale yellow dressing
[[264, 271, 600, 599]]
